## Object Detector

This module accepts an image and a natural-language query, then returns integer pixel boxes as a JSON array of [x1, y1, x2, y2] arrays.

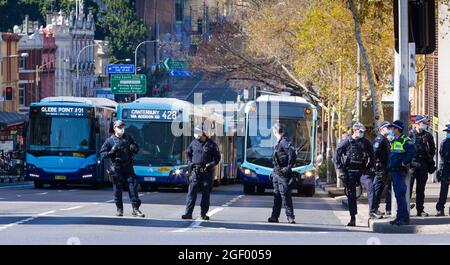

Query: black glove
[[280, 167, 292, 175], [108, 145, 118, 157], [437, 168, 443, 183], [375, 163, 384, 172], [205, 162, 215, 170], [130, 144, 138, 154]]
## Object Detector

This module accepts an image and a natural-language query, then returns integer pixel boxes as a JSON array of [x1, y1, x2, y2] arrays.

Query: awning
[[0, 112, 28, 130]]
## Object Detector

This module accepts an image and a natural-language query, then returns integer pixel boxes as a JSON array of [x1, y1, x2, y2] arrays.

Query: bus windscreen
[[246, 116, 312, 168]]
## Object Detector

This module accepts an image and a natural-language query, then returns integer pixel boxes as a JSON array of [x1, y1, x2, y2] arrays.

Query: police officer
[[372, 121, 392, 219], [387, 120, 416, 226], [100, 120, 144, 217], [268, 122, 297, 224], [435, 124, 450, 216], [409, 115, 436, 217], [182, 124, 221, 220], [335, 122, 375, 226]]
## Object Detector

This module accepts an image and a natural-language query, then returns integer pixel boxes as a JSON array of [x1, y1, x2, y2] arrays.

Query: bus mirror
[[109, 121, 114, 134], [315, 154, 323, 166]]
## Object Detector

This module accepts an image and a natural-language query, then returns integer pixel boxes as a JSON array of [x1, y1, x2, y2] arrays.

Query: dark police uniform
[[100, 133, 141, 212], [388, 131, 416, 224], [335, 136, 375, 219], [436, 134, 450, 215], [270, 135, 297, 222], [373, 133, 391, 214], [409, 128, 436, 215], [184, 137, 221, 218]]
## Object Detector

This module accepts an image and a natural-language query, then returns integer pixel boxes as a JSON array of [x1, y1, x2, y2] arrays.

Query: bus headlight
[[242, 167, 257, 178], [304, 171, 314, 178], [171, 168, 185, 176]]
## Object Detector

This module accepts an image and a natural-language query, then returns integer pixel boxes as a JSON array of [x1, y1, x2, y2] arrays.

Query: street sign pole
[[393, 0, 411, 218]]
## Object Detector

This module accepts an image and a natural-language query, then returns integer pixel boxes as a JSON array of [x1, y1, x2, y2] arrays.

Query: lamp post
[[76, 43, 107, 97], [134, 40, 159, 100]]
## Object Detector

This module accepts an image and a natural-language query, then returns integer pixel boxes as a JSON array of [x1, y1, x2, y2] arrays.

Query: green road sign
[[163, 58, 185, 70], [111, 74, 147, 94]]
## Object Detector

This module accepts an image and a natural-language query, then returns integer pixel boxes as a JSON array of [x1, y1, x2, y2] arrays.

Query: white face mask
[[194, 133, 200, 139], [115, 127, 125, 137], [273, 130, 281, 140]]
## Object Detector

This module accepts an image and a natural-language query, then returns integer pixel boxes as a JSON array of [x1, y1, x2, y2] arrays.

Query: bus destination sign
[[31, 106, 90, 117], [122, 109, 180, 121]]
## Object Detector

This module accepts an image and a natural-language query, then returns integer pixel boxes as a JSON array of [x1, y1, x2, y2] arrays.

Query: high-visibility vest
[[391, 134, 411, 154]]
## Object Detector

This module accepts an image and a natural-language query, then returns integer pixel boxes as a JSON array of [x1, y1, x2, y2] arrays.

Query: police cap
[[391, 120, 404, 131], [352, 122, 366, 132], [113, 120, 125, 128], [415, 115, 429, 124]]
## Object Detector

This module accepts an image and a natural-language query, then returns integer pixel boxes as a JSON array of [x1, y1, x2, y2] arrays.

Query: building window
[[19, 85, 25, 106], [176, 0, 184, 22], [19, 56, 26, 69]]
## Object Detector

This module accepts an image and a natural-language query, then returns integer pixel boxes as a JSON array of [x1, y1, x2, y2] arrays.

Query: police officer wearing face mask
[[268, 122, 297, 224], [387, 120, 416, 226], [182, 124, 221, 220], [335, 122, 375, 226], [408, 115, 436, 217], [100, 120, 144, 218], [435, 124, 450, 216], [371, 121, 392, 219]]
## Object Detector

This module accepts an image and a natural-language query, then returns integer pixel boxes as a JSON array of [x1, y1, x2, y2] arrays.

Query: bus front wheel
[[256, 185, 265, 194], [243, 184, 255, 195], [299, 185, 315, 197], [34, 180, 44, 189]]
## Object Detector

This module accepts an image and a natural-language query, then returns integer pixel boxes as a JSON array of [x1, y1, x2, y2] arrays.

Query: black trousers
[[410, 164, 428, 213], [113, 168, 141, 210], [185, 171, 213, 216], [270, 173, 294, 219]]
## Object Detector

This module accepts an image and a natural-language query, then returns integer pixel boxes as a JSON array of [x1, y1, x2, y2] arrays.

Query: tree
[[97, 0, 147, 62], [0, 0, 102, 38]]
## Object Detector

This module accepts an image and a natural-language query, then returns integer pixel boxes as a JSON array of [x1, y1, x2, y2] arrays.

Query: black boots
[[347, 216, 356, 227], [116, 208, 124, 217], [132, 208, 145, 218], [182, 214, 193, 220], [267, 217, 279, 223]]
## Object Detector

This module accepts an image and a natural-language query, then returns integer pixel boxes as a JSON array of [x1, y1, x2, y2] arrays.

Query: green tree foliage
[[97, 0, 147, 62], [0, 0, 101, 38]]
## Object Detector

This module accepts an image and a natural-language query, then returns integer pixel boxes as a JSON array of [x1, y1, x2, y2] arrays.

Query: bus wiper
[[44, 146, 72, 150]]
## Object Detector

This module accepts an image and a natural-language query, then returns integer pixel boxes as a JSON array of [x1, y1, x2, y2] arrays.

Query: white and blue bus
[[26, 97, 117, 188], [117, 98, 237, 191], [238, 94, 318, 196]]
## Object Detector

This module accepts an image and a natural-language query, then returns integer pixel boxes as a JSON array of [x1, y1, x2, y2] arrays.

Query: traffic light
[[394, 0, 436, 54], [5, 87, 13, 100]]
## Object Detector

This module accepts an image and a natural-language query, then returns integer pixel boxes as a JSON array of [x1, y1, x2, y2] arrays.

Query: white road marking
[[37, 210, 56, 216], [104, 199, 114, 203], [60, 206, 84, 211], [0, 210, 56, 232], [16, 195, 22, 198], [173, 195, 245, 233], [35, 192, 48, 195]]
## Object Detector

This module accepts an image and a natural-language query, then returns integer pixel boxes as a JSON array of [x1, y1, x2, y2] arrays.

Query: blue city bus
[[238, 94, 318, 196], [117, 98, 234, 191], [117, 98, 195, 191], [26, 97, 117, 188]]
